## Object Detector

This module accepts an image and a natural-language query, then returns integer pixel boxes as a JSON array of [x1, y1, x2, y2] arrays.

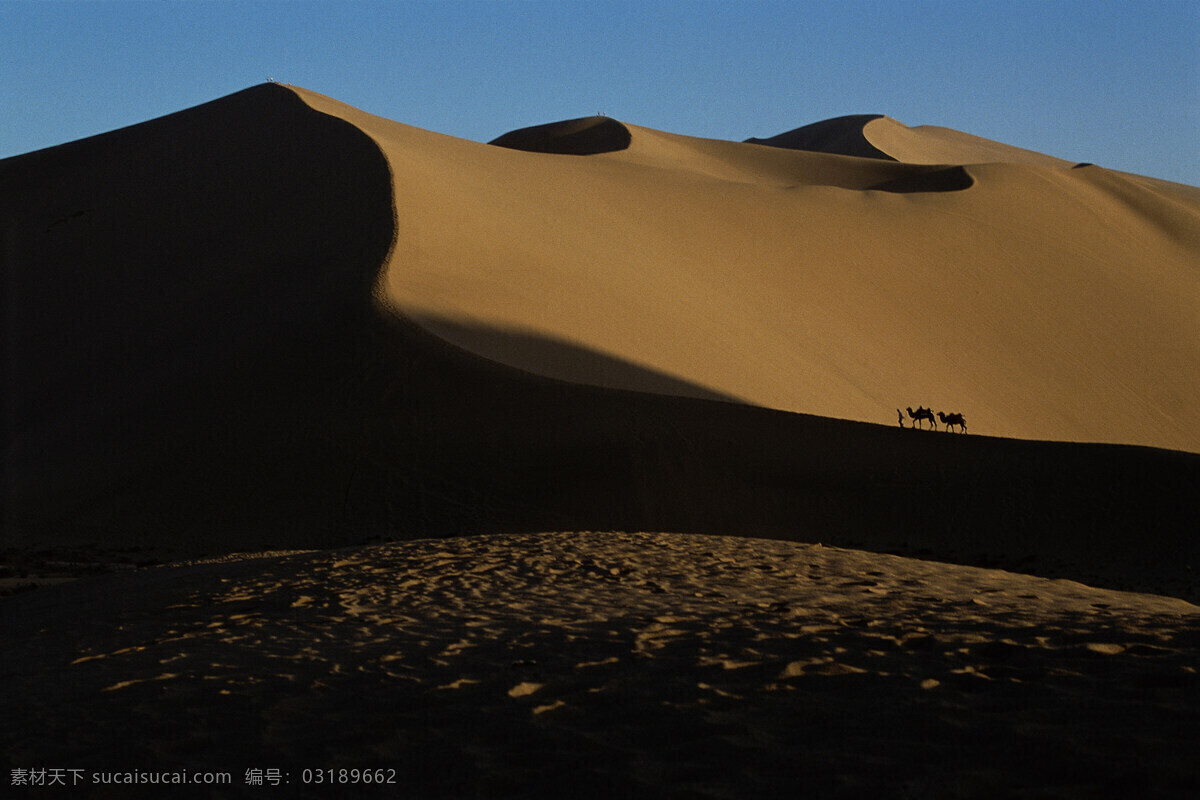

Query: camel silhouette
[[906, 406, 935, 430], [937, 411, 967, 433]]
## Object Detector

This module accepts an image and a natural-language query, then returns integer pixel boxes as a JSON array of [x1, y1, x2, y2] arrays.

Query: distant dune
[[748, 114, 1074, 168], [489, 116, 633, 155], [745, 113, 897, 159], [2, 84, 1198, 598]]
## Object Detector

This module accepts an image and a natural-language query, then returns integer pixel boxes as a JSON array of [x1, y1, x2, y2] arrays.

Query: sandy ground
[[3, 532, 1197, 799]]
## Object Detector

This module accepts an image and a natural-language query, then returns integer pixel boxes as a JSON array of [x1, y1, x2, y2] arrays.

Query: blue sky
[[2, 1, 1197, 185]]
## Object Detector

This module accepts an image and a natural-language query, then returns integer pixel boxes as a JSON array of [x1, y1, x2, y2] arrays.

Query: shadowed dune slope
[[2, 84, 396, 542], [2, 85, 1198, 599], [489, 116, 632, 155]]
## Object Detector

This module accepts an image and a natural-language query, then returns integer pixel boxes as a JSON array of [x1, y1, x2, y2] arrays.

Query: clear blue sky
[[2, 0, 1197, 185]]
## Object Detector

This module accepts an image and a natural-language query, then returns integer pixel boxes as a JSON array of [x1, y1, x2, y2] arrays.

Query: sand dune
[[2, 85, 394, 540], [748, 114, 1078, 169], [489, 115, 633, 155], [2, 83, 1197, 572], [749, 114, 1077, 168], [746, 114, 896, 159], [861, 116, 1074, 166], [293, 86, 1200, 452]]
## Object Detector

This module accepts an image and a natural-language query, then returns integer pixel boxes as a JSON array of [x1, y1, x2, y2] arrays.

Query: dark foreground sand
[[3, 532, 1197, 799]]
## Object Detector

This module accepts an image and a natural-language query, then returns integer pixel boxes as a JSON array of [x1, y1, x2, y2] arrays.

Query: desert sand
[[2, 84, 1199, 797]]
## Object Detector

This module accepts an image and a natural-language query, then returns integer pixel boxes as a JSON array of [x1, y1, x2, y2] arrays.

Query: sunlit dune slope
[[861, 116, 1075, 167], [295, 87, 1200, 452]]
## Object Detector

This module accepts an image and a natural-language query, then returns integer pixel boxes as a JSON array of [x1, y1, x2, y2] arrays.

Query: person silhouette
[[897, 408, 905, 428]]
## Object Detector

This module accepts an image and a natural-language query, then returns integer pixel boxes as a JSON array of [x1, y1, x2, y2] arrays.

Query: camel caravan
[[898, 406, 967, 433]]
